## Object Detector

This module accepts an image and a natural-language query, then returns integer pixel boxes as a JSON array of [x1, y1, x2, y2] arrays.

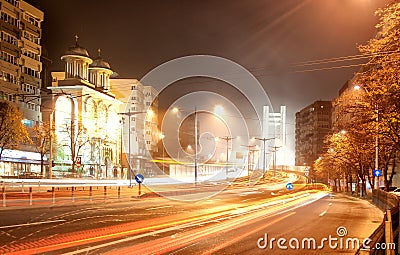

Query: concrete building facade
[[0, 0, 44, 176], [295, 101, 332, 167]]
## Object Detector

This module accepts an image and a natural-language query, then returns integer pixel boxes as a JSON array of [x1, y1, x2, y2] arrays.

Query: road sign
[[286, 182, 293, 191], [76, 157, 81, 168], [135, 174, 144, 184], [373, 170, 382, 177], [304, 170, 309, 177]]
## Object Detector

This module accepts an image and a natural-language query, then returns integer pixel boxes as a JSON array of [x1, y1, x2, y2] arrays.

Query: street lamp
[[219, 136, 235, 178], [354, 85, 379, 188], [254, 137, 275, 177], [270, 145, 281, 177], [241, 145, 256, 176], [118, 110, 146, 188], [160, 133, 165, 172]]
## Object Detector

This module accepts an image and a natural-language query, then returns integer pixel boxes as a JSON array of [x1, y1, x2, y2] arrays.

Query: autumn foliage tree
[[32, 123, 53, 177], [319, 2, 400, 194], [0, 101, 31, 160]]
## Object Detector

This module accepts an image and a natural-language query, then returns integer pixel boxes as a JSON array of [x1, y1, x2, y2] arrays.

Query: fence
[[0, 180, 145, 207], [356, 189, 398, 255]]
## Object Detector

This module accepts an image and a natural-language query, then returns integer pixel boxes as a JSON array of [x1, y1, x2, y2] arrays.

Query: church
[[43, 36, 159, 179]]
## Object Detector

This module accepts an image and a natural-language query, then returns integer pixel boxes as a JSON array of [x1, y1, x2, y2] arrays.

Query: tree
[[0, 102, 31, 160], [63, 122, 89, 175], [32, 123, 53, 177], [356, 2, 400, 152]]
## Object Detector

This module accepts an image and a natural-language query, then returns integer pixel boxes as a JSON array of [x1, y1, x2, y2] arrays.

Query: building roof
[[90, 56, 111, 69], [64, 43, 90, 58], [89, 49, 112, 70], [63, 35, 90, 58]]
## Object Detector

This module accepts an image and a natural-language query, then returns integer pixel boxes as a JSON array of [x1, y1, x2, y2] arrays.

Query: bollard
[[2, 186, 5, 207], [104, 186, 107, 201], [51, 187, 56, 205], [22, 181, 24, 193], [118, 186, 121, 199], [38, 181, 41, 193], [72, 186, 75, 203], [29, 187, 33, 205], [89, 186, 93, 202]]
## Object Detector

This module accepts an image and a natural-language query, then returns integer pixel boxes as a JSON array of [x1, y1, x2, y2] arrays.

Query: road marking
[[319, 211, 327, 217], [0, 219, 66, 229], [145, 205, 172, 211], [328, 203, 332, 206]]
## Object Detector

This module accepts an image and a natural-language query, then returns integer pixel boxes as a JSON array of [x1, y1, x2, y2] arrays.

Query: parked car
[[389, 188, 400, 196]]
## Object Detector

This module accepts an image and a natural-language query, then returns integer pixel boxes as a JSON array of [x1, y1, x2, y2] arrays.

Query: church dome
[[89, 49, 111, 70], [63, 35, 90, 58], [90, 56, 111, 69], [64, 44, 90, 58]]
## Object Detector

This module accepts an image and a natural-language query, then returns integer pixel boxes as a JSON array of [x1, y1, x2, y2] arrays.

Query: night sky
[[29, 0, 391, 124]]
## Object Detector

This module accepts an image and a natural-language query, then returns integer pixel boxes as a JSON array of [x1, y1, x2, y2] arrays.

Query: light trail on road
[[1, 189, 327, 255]]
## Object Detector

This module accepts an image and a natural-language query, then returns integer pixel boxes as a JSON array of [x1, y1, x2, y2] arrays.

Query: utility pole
[[220, 136, 235, 178], [49, 111, 54, 179], [271, 145, 281, 177], [118, 110, 145, 188], [241, 145, 255, 176], [254, 137, 275, 177], [194, 108, 198, 184]]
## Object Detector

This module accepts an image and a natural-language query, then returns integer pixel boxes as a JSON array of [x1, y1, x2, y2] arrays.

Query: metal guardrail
[[356, 189, 398, 255]]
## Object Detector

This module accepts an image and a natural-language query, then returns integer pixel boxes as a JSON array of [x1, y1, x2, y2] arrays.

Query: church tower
[[89, 49, 113, 91], [60, 35, 92, 81]]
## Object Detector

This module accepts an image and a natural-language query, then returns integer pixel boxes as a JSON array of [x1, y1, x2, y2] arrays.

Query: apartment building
[[295, 101, 332, 166]]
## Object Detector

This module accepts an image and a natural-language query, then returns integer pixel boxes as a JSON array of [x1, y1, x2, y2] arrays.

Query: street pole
[[241, 145, 255, 176], [374, 106, 379, 189], [118, 110, 145, 188], [355, 85, 379, 189], [220, 136, 235, 178], [128, 109, 131, 187], [194, 108, 198, 184], [271, 145, 281, 177], [49, 111, 53, 179], [254, 137, 275, 177]]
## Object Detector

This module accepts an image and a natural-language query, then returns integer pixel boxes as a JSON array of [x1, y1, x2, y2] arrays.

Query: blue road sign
[[135, 174, 144, 184], [373, 170, 382, 177], [286, 182, 293, 191]]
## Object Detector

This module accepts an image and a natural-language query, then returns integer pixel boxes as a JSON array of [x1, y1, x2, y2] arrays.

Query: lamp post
[[194, 108, 198, 184], [160, 133, 165, 173], [241, 145, 255, 176], [118, 110, 146, 187], [220, 136, 235, 178], [271, 145, 281, 177], [354, 85, 379, 189], [254, 137, 275, 177]]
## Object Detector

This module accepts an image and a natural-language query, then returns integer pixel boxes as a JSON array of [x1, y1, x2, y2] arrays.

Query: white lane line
[[319, 211, 327, 217], [328, 203, 332, 206], [145, 205, 172, 211], [0, 219, 66, 229]]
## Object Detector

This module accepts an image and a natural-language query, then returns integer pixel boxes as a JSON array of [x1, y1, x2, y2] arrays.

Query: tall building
[[110, 79, 160, 176], [295, 101, 332, 166], [262, 105, 287, 166], [0, 0, 44, 176], [0, 0, 43, 126]]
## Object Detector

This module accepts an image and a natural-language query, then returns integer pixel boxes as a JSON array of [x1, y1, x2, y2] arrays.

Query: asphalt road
[[0, 178, 383, 255]]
